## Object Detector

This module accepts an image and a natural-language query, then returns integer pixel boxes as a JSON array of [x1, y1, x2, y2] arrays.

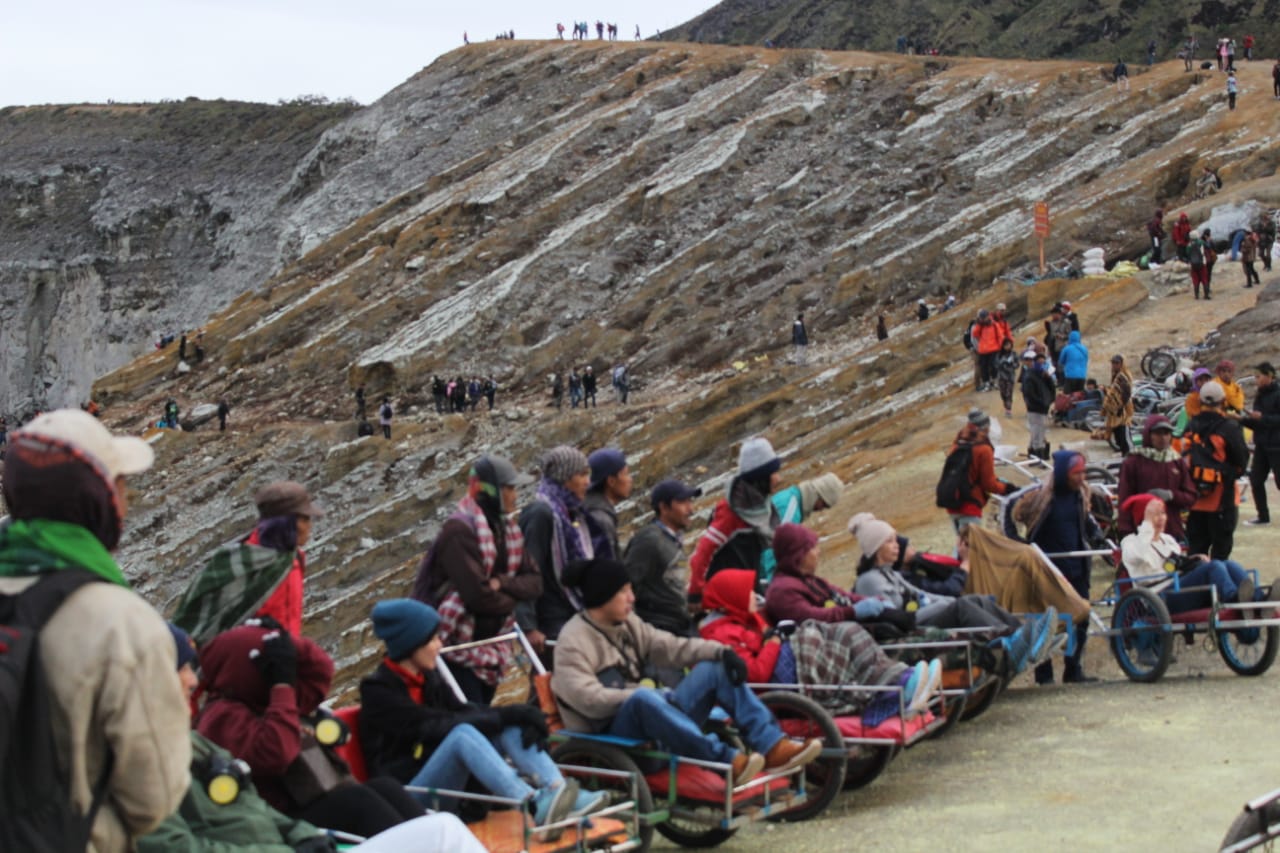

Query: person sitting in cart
[[359, 599, 607, 838], [1119, 494, 1277, 612], [850, 514, 1058, 677], [550, 557, 823, 786], [701, 559, 938, 725]]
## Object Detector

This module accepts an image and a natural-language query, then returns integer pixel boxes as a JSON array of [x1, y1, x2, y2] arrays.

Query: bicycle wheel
[[1143, 349, 1178, 381]]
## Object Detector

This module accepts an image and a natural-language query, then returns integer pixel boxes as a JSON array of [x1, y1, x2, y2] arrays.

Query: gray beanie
[[541, 445, 590, 484], [738, 436, 780, 478], [968, 408, 990, 429]]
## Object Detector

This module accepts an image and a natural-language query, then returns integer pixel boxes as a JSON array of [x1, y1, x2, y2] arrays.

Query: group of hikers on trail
[[550, 364, 630, 408]]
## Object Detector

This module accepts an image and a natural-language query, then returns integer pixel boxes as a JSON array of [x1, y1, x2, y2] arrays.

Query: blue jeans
[[1164, 559, 1252, 612], [408, 723, 562, 806], [608, 660, 783, 762]]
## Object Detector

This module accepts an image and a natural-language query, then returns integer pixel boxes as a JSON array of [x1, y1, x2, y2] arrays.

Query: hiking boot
[[1235, 577, 1256, 604], [1245, 517, 1270, 526], [731, 751, 766, 785], [1034, 660, 1055, 685], [762, 737, 823, 773], [533, 779, 579, 841]]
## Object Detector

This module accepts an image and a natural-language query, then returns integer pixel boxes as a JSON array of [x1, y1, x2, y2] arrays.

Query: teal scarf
[[0, 519, 130, 587]]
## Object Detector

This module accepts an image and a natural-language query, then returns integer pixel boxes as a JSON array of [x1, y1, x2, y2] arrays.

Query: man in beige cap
[[0, 410, 191, 852], [247, 481, 323, 636], [172, 480, 323, 642]]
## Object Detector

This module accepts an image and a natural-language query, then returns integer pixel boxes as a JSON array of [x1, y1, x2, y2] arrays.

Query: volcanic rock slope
[[82, 41, 1280, 688], [0, 100, 357, 415], [664, 0, 1280, 65]]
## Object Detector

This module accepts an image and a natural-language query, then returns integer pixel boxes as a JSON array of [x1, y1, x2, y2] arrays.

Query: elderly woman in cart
[[762, 523, 942, 724], [1119, 494, 1279, 611], [849, 514, 1058, 677]]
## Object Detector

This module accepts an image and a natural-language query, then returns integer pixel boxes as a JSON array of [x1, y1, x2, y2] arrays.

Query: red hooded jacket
[[195, 625, 334, 813], [246, 526, 306, 637], [698, 569, 780, 683]]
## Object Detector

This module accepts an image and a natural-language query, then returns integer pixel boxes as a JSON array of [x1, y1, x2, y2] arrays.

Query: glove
[[875, 607, 917, 634], [293, 835, 338, 853], [498, 704, 549, 749], [1149, 488, 1173, 503], [252, 630, 297, 687], [853, 598, 887, 619], [720, 648, 748, 686]]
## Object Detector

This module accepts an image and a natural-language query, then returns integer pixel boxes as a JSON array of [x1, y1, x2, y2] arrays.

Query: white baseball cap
[[17, 409, 154, 480]]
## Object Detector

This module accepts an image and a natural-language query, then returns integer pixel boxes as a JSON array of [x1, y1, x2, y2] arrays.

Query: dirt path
[[654, 263, 1280, 851]]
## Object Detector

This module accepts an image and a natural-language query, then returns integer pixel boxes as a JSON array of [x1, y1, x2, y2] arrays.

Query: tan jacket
[[0, 577, 192, 853], [551, 612, 723, 732]]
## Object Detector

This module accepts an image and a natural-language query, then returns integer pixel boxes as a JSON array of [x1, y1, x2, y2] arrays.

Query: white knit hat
[[848, 512, 896, 559], [738, 436, 780, 477]]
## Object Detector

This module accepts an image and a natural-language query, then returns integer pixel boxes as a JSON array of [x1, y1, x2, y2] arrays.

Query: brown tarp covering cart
[[963, 525, 1091, 623]]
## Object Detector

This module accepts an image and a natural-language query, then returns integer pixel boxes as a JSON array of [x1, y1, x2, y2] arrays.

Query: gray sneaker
[[1235, 577, 1256, 604]]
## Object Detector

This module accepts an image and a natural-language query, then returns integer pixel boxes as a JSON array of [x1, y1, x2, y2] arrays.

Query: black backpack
[[935, 444, 975, 510], [1, 569, 113, 853]]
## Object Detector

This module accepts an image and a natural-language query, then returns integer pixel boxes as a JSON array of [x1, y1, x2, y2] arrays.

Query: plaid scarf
[[438, 495, 526, 685], [536, 478, 593, 610]]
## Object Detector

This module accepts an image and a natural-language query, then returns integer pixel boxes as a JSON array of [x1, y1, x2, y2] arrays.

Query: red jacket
[[195, 626, 334, 813], [1172, 215, 1192, 248], [949, 426, 1012, 517], [973, 319, 1004, 355], [247, 527, 306, 637], [698, 569, 780, 683], [688, 499, 754, 601]]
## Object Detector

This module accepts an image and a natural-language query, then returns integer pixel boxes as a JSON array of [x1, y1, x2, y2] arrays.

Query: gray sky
[[3, 1, 711, 108]]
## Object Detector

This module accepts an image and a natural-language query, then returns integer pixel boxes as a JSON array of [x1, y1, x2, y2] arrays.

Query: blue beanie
[[167, 623, 198, 672], [371, 599, 442, 661]]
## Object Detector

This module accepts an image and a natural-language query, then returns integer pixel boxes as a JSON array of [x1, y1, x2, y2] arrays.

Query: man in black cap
[[583, 448, 632, 560], [1242, 362, 1280, 525], [623, 479, 703, 636], [412, 455, 541, 702]]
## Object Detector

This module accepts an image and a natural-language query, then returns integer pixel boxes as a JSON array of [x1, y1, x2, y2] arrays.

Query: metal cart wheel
[[551, 739, 655, 852], [1110, 587, 1174, 682], [758, 691, 846, 822]]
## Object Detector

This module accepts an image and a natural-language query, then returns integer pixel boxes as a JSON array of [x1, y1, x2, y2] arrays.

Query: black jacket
[[1021, 368, 1057, 415], [358, 663, 503, 784], [1241, 382, 1280, 450]]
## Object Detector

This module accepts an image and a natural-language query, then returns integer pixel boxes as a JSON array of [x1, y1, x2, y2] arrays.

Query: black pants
[[296, 778, 422, 837], [1187, 504, 1239, 560], [978, 352, 998, 385], [1243, 260, 1260, 285], [1112, 424, 1131, 455], [452, 664, 497, 705], [1251, 447, 1280, 522], [1036, 562, 1090, 683], [382, 425, 391, 439]]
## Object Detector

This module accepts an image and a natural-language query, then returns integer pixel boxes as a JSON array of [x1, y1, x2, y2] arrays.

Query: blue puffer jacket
[[1057, 331, 1089, 381]]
